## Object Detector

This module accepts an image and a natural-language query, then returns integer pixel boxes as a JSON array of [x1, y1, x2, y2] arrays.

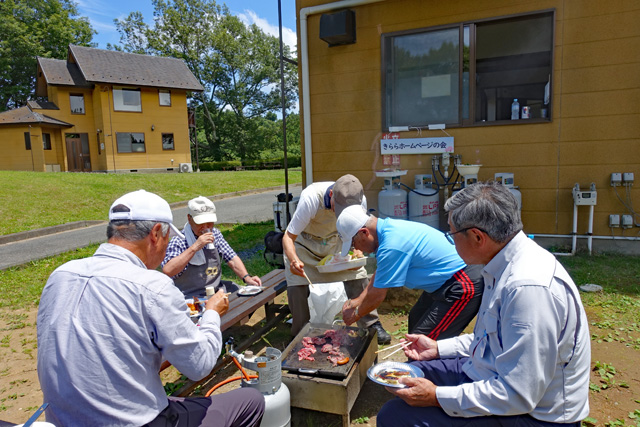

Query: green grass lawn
[[0, 169, 301, 235]]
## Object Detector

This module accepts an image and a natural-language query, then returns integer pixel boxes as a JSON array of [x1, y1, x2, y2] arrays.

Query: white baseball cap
[[188, 196, 217, 224], [336, 204, 369, 256], [109, 189, 183, 238]]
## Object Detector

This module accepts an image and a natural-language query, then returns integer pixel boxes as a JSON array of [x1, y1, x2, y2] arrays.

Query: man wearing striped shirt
[[337, 205, 484, 339], [162, 196, 261, 298]]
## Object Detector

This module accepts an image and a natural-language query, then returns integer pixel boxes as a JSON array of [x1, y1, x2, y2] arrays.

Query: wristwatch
[[242, 274, 251, 283]]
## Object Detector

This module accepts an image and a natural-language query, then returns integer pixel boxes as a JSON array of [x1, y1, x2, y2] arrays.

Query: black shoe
[[370, 321, 391, 345]]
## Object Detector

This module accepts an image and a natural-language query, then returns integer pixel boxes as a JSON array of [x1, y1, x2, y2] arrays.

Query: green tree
[[0, 0, 95, 111], [112, 0, 298, 162]]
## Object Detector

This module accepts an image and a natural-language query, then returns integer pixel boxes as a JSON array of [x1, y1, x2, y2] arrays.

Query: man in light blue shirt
[[378, 181, 590, 426], [37, 190, 264, 427], [337, 206, 483, 340]]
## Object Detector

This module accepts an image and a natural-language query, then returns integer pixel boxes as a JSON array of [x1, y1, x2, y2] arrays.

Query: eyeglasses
[[351, 229, 363, 247], [444, 227, 487, 245]]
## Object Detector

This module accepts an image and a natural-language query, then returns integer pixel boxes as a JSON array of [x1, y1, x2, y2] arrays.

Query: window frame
[[381, 9, 555, 131], [159, 89, 172, 107], [69, 93, 85, 115], [113, 87, 142, 112], [162, 133, 175, 150], [115, 132, 146, 153], [43, 133, 52, 150], [24, 132, 31, 150]]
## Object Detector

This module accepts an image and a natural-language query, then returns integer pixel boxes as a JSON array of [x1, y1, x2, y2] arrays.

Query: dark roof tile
[[0, 106, 73, 127]]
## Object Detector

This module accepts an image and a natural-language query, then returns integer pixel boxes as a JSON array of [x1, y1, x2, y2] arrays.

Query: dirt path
[[0, 298, 637, 426]]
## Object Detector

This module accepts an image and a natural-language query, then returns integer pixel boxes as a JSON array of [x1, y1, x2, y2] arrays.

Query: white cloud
[[237, 10, 297, 53]]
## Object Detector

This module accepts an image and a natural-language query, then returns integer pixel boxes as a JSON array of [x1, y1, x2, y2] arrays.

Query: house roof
[[66, 45, 204, 91], [27, 100, 60, 110], [0, 106, 73, 127], [37, 57, 92, 88]]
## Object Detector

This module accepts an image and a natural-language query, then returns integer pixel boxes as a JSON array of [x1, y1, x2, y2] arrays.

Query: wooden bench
[[262, 162, 281, 169], [234, 165, 257, 171], [162, 269, 289, 396]]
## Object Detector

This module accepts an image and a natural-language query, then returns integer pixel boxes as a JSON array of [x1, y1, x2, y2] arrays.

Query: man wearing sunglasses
[[336, 204, 484, 340], [378, 181, 590, 427]]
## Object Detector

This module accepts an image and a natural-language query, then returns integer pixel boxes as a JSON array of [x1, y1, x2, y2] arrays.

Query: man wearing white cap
[[336, 204, 484, 340], [162, 196, 262, 298], [37, 190, 264, 426], [282, 174, 391, 344]]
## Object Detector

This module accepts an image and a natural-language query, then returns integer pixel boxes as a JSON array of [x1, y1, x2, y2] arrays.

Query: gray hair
[[444, 181, 522, 243], [107, 220, 169, 241]]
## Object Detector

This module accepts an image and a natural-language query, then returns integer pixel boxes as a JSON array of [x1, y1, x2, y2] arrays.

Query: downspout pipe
[[299, 0, 384, 185]]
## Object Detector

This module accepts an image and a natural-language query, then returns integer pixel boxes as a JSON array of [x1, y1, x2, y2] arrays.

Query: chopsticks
[[376, 340, 414, 360], [303, 271, 314, 288]]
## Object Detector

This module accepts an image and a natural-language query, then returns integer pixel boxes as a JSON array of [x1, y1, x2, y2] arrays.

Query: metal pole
[[278, 0, 290, 220]]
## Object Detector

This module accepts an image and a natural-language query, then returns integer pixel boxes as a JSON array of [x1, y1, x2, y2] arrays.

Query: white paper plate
[[316, 256, 367, 273], [367, 361, 424, 388], [238, 286, 263, 296]]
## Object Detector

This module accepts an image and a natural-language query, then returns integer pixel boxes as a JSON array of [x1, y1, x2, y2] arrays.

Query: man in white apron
[[282, 174, 391, 344], [162, 196, 262, 298]]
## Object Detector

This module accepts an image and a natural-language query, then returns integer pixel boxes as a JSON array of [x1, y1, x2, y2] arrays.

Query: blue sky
[[75, 0, 298, 51]]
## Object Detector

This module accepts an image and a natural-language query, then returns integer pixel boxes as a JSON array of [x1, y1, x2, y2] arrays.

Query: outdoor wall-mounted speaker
[[319, 9, 356, 47]]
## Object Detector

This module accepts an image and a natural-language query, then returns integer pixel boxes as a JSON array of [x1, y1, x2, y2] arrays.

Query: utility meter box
[[572, 185, 597, 206]]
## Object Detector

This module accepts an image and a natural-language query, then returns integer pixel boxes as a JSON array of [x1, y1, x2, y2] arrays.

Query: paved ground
[[0, 184, 301, 270]]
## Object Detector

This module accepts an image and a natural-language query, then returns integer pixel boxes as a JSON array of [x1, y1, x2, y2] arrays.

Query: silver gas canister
[[521, 106, 531, 119]]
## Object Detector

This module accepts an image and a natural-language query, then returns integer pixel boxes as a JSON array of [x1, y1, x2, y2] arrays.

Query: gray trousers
[[145, 388, 265, 427], [287, 277, 379, 336]]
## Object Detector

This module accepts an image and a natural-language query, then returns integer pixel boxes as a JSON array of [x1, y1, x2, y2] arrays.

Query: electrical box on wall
[[609, 214, 620, 228], [623, 172, 635, 184], [622, 215, 634, 228], [611, 173, 622, 186], [319, 9, 356, 46]]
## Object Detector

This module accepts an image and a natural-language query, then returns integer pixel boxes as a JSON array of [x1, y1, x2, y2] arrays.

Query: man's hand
[[289, 259, 305, 277], [402, 334, 439, 361], [342, 299, 358, 325], [386, 377, 440, 407], [193, 231, 215, 251], [244, 275, 262, 286], [205, 289, 229, 315]]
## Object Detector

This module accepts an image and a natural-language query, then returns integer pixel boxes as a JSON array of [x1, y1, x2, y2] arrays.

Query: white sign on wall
[[380, 134, 454, 154]]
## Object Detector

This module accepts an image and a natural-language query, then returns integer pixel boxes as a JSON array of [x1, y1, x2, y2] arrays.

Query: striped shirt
[[161, 227, 237, 278]]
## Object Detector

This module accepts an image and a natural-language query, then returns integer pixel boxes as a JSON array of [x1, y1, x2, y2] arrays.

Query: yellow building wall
[[42, 85, 193, 172], [297, 0, 640, 237], [0, 126, 40, 170]]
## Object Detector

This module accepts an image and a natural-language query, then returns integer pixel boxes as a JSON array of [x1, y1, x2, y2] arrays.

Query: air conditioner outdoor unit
[[179, 163, 193, 173]]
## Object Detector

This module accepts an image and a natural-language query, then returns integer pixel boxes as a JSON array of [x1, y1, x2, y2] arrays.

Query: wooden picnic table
[[161, 269, 289, 396]]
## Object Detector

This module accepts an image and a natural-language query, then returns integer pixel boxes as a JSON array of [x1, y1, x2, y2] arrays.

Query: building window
[[116, 132, 146, 153], [43, 133, 52, 150], [24, 132, 31, 150], [70, 94, 85, 114], [113, 87, 142, 112], [159, 90, 171, 106], [382, 10, 554, 129], [162, 133, 175, 150]]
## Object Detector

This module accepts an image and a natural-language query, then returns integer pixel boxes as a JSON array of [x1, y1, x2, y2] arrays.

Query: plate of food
[[185, 297, 206, 316], [367, 361, 424, 388], [238, 286, 263, 296], [316, 253, 367, 273]]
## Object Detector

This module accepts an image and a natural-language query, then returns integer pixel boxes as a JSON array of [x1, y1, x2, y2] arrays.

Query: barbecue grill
[[280, 322, 378, 426]]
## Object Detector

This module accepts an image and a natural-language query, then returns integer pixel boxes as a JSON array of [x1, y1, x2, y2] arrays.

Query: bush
[[195, 156, 300, 171], [197, 160, 242, 171]]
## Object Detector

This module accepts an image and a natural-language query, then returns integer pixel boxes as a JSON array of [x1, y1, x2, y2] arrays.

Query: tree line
[[0, 0, 300, 164]]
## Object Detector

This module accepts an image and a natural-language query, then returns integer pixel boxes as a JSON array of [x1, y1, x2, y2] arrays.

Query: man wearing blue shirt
[[378, 181, 590, 426], [337, 205, 483, 339]]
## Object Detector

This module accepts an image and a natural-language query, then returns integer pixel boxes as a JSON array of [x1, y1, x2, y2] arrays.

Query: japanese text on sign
[[380, 135, 454, 154]]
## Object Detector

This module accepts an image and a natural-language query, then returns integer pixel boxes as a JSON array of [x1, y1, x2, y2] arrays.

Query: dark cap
[[332, 174, 364, 218]]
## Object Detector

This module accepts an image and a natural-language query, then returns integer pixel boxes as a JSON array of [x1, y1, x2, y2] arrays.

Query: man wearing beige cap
[[38, 190, 264, 426], [162, 196, 262, 298], [282, 174, 391, 344]]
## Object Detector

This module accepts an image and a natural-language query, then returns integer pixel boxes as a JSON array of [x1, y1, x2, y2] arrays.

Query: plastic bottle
[[511, 99, 520, 120]]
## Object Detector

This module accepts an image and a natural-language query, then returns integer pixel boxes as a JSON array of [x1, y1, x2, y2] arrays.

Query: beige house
[[0, 45, 203, 173], [295, 0, 640, 253]]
